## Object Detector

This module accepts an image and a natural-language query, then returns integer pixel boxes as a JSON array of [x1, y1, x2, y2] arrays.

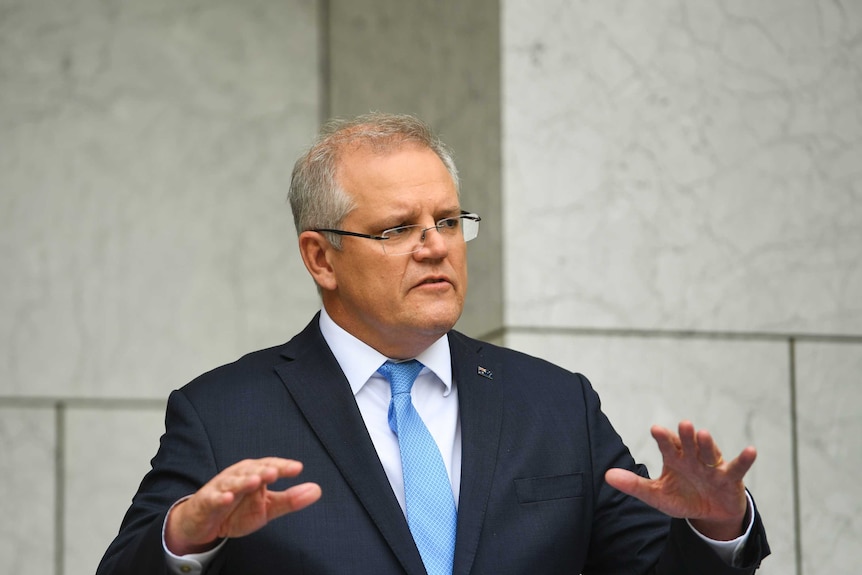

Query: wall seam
[[54, 401, 65, 575], [0, 397, 167, 409], [490, 325, 862, 344], [318, 0, 331, 123], [789, 338, 802, 575]]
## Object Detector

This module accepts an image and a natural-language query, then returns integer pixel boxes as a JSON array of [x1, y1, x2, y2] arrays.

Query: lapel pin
[[477, 366, 494, 380]]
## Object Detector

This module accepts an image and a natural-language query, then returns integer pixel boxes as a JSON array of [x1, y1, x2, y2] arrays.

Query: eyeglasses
[[313, 211, 481, 256]]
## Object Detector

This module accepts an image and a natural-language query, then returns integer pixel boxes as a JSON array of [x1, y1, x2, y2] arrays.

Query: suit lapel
[[449, 332, 503, 575], [274, 316, 427, 575]]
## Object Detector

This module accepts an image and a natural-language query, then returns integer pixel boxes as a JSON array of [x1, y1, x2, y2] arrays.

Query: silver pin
[[477, 366, 493, 379]]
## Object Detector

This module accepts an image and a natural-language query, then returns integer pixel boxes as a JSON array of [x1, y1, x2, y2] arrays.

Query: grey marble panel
[[502, 0, 862, 336], [795, 342, 862, 575], [505, 331, 794, 574], [64, 406, 166, 575], [0, 407, 56, 575], [1, 0, 322, 399]]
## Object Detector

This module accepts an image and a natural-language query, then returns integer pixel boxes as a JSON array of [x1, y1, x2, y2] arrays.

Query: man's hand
[[605, 421, 756, 541], [165, 457, 322, 556]]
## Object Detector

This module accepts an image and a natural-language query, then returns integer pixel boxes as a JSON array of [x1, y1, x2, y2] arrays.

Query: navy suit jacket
[[98, 315, 769, 574]]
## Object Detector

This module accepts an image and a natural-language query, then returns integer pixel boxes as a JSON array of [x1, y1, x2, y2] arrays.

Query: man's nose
[[416, 224, 448, 257]]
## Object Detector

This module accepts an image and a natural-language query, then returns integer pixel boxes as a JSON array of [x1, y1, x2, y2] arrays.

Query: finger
[[266, 482, 323, 522], [209, 473, 267, 505], [677, 420, 698, 458], [725, 446, 757, 480], [695, 429, 723, 467], [235, 457, 304, 478], [257, 457, 306, 476], [215, 459, 304, 494], [650, 425, 682, 462]]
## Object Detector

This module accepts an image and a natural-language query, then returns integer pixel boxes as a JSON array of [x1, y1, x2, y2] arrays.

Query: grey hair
[[288, 112, 460, 249]]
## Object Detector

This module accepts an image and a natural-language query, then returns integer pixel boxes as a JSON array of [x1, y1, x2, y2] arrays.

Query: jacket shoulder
[[180, 316, 324, 398]]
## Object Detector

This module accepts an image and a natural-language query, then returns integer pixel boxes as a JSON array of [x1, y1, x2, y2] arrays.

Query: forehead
[[336, 143, 457, 208]]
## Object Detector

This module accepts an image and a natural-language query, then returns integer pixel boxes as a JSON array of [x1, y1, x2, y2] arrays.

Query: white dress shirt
[[318, 306, 462, 511]]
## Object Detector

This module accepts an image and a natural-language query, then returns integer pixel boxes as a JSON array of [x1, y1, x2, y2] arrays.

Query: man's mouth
[[415, 276, 451, 288]]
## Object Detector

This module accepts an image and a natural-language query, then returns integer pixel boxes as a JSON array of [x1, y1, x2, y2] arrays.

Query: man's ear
[[298, 231, 337, 291]]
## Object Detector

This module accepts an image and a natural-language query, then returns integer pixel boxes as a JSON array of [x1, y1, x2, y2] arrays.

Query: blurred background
[[1, 1, 860, 574]]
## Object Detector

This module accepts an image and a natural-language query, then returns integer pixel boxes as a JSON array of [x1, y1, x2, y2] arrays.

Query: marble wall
[[503, 0, 862, 573], [2, 0, 858, 574], [795, 342, 862, 574], [0, 0, 320, 573]]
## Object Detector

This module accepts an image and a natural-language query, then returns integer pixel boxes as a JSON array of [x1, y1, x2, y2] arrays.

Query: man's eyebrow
[[369, 211, 414, 231], [379, 205, 462, 226], [438, 205, 462, 217]]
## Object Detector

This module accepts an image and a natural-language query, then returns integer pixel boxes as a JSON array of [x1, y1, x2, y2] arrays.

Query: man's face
[[321, 144, 468, 358]]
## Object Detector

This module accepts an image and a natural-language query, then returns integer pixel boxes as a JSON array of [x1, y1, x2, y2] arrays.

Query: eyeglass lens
[[382, 216, 479, 255]]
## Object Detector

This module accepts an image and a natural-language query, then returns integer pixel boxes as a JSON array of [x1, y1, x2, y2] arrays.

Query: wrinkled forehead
[[333, 139, 443, 183], [335, 140, 457, 195], [334, 144, 459, 220]]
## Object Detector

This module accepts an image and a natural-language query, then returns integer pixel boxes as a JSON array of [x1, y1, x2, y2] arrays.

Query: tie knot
[[378, 359, 424, 396]]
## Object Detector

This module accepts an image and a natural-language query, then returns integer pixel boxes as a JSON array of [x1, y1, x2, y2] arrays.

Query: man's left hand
[[605, 420, 756, 541]]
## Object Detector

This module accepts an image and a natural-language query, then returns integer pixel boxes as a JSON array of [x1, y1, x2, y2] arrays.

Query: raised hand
[[165, 457, 322, 555], [605, 421, 756, 541]]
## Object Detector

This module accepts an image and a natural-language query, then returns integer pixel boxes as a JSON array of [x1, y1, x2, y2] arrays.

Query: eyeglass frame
[[311, 210, 481, 255]]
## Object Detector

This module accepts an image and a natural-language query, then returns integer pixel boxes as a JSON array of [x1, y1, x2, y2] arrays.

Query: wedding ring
[[705, 456, 724, 468]]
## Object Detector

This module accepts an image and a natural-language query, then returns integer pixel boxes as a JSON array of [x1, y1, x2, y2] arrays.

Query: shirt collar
[[318, 307, 453, 397]]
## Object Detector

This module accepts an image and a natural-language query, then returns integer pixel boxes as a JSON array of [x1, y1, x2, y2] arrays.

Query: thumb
[[605, 468, 648, 499], [266, 482, 323, 522]]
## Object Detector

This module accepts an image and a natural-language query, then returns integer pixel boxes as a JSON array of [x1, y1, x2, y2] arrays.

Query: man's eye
[[439, 218, 460, 230], [385, 226, 413, 237]]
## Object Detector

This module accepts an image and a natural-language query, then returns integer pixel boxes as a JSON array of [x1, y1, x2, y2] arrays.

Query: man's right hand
[[165, 457, 322, 555]]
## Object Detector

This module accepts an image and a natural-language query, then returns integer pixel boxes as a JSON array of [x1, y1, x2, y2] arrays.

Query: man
[[98, 113, 769, 574]]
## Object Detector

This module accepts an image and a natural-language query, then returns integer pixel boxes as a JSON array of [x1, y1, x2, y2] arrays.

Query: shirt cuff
[[162, 496, 228, 574], [685, 491, 755, 567]]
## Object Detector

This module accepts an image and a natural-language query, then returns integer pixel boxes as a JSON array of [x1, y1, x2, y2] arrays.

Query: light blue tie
[[379, 360, 457, 575]]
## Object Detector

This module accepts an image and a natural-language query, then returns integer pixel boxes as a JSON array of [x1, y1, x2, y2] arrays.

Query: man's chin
[[412, 306, 462, 335]]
